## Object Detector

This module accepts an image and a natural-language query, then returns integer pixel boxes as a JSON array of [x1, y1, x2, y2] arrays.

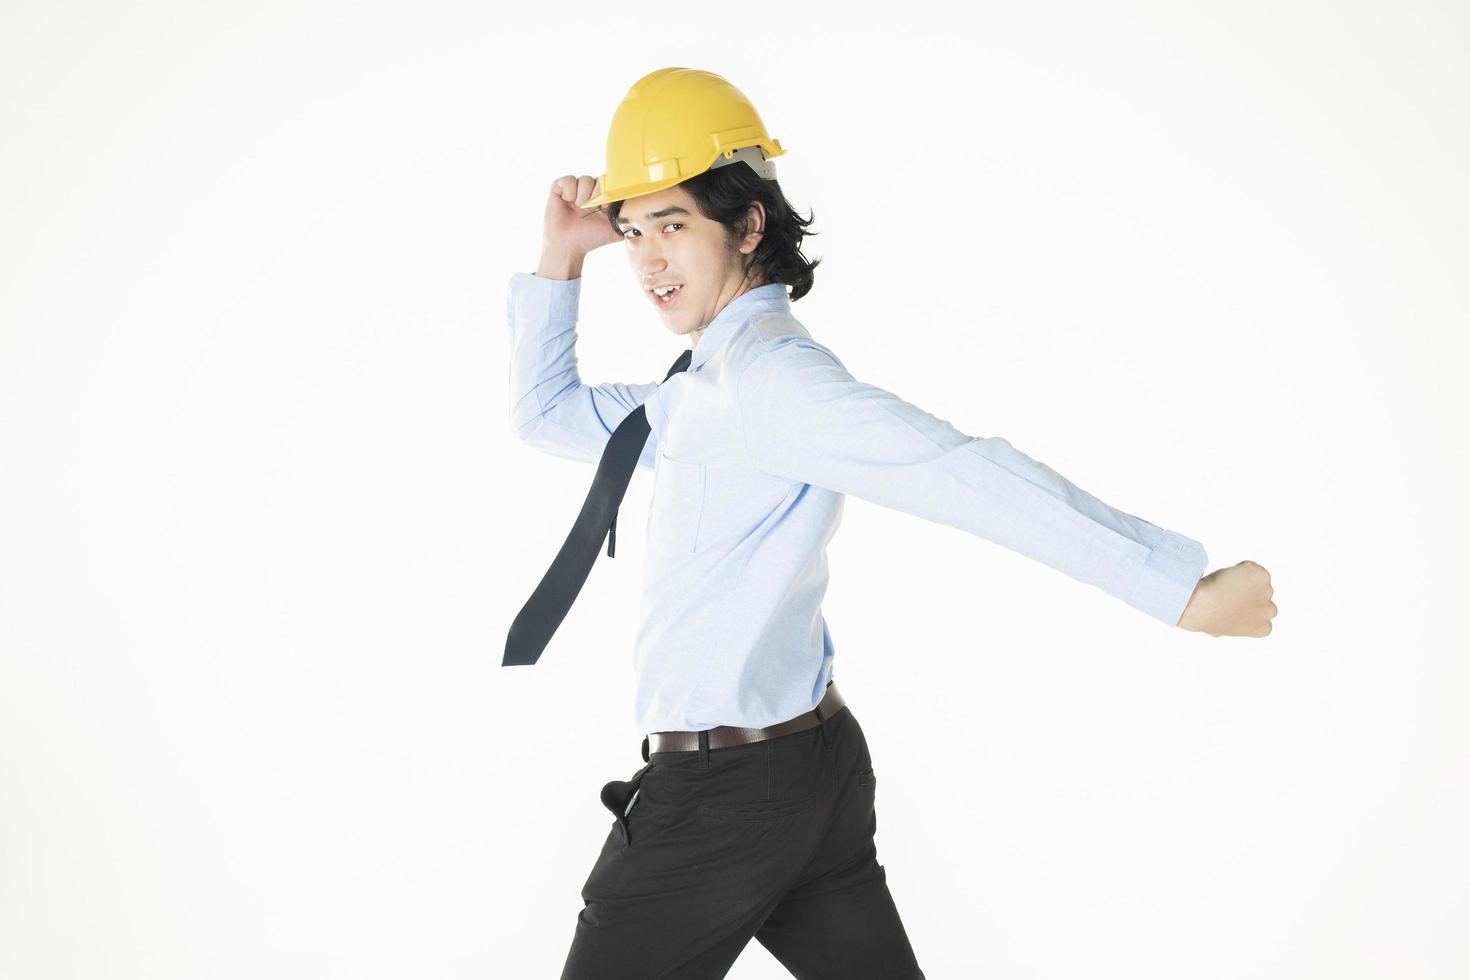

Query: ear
[[739, 202, 767, 254]]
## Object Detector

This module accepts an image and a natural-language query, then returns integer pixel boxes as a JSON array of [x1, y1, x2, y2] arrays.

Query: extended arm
[[735, 336, 1208, 626], [506, 270, 659, 469]]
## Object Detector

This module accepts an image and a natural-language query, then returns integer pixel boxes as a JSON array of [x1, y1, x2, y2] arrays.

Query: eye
[[621, 223, 683, 241]]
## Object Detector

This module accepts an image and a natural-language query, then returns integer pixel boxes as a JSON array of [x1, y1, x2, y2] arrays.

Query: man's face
[[614, 184, 763, 341]]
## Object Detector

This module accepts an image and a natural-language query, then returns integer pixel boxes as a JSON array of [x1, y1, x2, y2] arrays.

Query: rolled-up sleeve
[[507, 271, 659, 469], [734, 336, 1208, 626]]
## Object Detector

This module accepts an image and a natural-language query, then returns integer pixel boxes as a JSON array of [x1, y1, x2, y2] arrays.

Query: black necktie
[[503, 348, 693, 666]]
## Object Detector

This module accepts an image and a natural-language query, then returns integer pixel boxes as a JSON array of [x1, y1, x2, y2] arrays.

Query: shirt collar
[[688, 282, 791, 371]]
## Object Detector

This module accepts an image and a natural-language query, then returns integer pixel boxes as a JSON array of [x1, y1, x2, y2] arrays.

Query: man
[[507, 67, 1275, 980]]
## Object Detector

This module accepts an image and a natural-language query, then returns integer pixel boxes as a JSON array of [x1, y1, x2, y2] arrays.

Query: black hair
[[607, 159, 822, 302]]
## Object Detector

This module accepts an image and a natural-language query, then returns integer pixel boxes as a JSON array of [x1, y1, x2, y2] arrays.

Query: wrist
[[1175, 577, 1211, 632], [536, 247, 586, 280]]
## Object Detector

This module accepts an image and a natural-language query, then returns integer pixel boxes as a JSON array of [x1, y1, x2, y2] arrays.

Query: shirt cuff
[[1126, 528, 1209, 627], [511, 270, 582, 324]]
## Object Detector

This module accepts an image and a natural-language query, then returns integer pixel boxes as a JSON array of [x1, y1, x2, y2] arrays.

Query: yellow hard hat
[[581, 67, 786, 210]]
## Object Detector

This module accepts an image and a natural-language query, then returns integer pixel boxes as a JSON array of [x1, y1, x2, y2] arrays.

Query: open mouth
[[650, 284, 683, 308]]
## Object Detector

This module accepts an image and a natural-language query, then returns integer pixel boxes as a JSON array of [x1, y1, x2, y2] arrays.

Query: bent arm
[[506, 271, 658, 469], [735, 337, 1208, 626]]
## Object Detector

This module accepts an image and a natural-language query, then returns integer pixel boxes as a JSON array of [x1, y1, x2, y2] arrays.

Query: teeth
[[654, 285, 680, 297]]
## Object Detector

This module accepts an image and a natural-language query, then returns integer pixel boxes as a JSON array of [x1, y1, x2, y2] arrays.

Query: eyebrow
[[614, 206, 692, 226]]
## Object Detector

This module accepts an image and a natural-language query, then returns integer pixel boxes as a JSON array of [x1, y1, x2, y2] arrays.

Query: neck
[[688, 276, 773, 350]]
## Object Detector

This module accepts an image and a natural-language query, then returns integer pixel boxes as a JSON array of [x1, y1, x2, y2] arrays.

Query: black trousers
[[559, 699, 926, 979]]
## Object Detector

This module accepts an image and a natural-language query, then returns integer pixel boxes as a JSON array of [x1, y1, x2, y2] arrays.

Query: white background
[[2, 2, 1467, 977]]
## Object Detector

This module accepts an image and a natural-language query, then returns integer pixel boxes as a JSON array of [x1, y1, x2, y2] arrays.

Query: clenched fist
[[541, 174, 623, 260], [1177, 560, 1277, 637]]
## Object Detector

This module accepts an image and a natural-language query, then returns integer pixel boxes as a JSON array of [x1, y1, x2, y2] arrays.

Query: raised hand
[[541, 174, 623, 261]]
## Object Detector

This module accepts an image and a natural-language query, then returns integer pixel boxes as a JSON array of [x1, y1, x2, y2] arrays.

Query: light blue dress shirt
[[507, 271, 1208, 734]]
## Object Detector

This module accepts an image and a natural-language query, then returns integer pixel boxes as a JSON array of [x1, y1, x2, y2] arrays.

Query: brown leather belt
[[642, 680, 846, 761]]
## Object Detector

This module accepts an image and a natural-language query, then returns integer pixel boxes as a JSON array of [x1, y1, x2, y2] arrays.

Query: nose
[[635, 240, 669, 283]]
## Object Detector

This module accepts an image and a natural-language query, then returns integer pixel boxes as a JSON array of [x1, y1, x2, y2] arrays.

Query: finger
[[582, 177, 609, 215], [575, 175, 597, 207]]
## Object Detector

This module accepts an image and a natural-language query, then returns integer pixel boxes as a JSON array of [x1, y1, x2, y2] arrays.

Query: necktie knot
[[665, 348, 692, 380]]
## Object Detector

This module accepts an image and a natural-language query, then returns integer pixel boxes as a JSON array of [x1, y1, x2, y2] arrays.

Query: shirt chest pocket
[[649, 449, 706, 557]]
